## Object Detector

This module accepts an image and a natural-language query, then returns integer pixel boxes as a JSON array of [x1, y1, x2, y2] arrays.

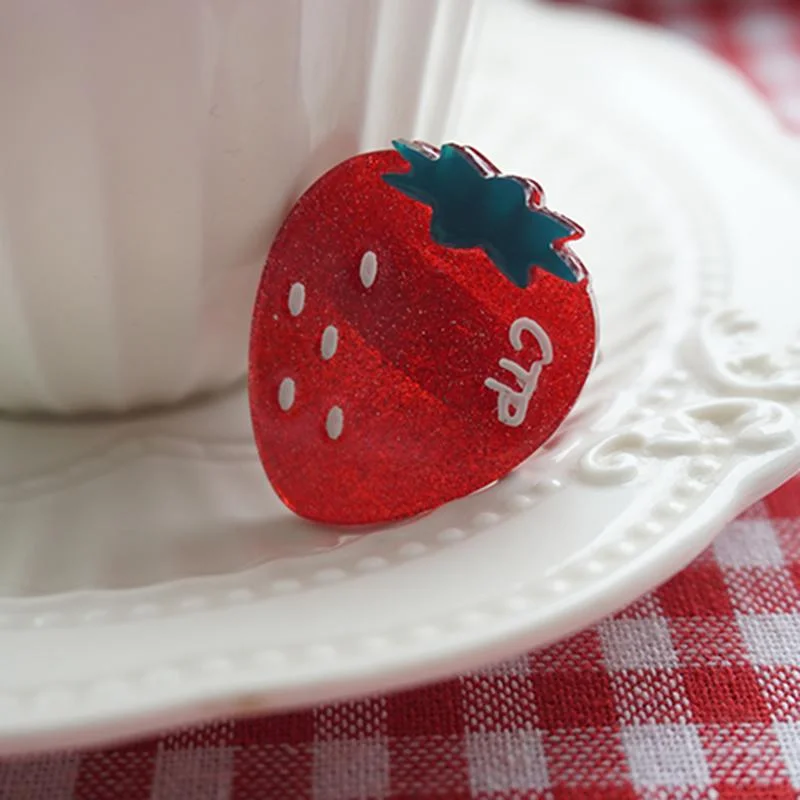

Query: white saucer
[[1, 0, 799, 754]]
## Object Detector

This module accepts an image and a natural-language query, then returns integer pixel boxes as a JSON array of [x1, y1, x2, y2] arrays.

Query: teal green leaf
[[384, 140, 582, 288]]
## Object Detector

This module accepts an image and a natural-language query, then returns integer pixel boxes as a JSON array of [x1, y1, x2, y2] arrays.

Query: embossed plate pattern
[[0, 0, 798, 754]]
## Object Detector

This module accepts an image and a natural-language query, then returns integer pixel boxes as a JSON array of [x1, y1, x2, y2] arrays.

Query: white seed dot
[[321, 325, 338, 360], [288, 282, 305, 316], [326, 406, 344, 440], [278, 378, 295, 411], [360, 250, 378, 288]]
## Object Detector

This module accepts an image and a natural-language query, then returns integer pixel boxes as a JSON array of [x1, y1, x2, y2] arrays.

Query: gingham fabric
[[2, 3, 799, 799]]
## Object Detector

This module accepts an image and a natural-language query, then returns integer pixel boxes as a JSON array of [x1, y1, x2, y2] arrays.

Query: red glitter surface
[[249, 148, 597, 525]]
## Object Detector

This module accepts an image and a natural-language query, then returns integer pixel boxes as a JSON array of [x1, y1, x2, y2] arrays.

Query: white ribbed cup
[[0, 0, 475, 412]]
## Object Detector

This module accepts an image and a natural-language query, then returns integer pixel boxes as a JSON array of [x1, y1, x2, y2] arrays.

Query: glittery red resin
[[249, 148, 596, 525]]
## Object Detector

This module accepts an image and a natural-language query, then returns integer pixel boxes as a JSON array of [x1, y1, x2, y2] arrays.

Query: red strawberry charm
[[249, 140, 597, 525]]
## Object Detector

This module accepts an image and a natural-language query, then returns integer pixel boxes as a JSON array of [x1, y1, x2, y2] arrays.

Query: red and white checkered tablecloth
[[2, 2, 800, 798]]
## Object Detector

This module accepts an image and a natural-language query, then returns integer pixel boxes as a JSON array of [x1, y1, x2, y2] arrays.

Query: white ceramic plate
[[1, 0, 799, 755]]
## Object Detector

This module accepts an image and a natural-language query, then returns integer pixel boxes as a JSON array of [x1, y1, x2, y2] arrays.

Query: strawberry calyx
[[383, 139, 585, 289]]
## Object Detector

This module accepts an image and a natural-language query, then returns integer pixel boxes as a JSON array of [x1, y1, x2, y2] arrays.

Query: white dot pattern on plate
[[253, 650, 286, 668], [399, 542, 427, 558], [358, 556, 387, 571], [360, 250, 378, 288], [326, 406, 344, 440], [288, 282, 305, 316], [438, 528, 466, 543], [278, 378, 296, 411], [0, 425, 748, 633], [227, 588, 255, 604], [200, 658, 231, 674], [272, 579, 301, 594], [315, 568, 346, 583], [143, 668, 181, 688], [321, 326, 338, 360]]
